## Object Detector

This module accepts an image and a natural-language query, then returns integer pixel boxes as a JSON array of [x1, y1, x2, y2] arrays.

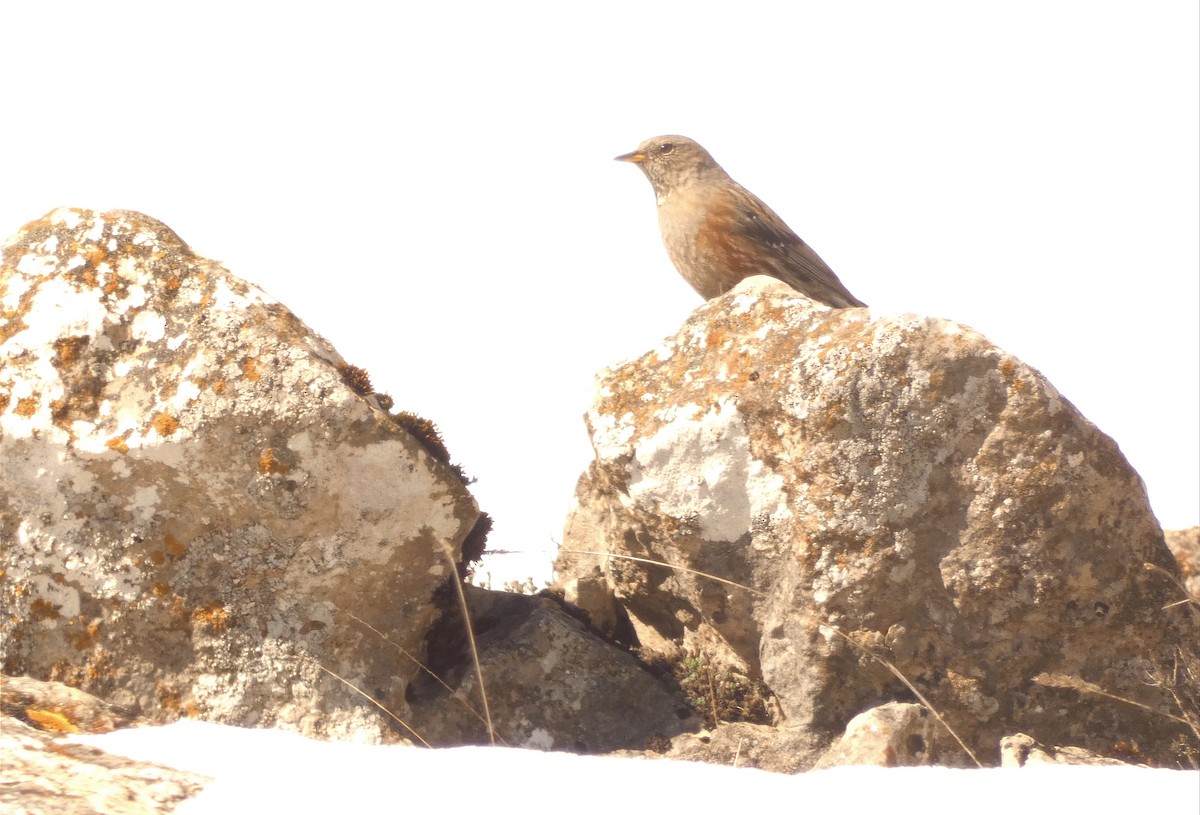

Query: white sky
[[2, 2, 1197, 585]]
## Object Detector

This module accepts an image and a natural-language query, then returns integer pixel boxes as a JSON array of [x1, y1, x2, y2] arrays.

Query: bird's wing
[[724, 185, 866, 308]]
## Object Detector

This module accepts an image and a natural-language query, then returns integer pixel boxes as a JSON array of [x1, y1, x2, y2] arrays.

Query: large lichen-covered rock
[[0, 208, 479, 741], [557, 275, 1196, 767]]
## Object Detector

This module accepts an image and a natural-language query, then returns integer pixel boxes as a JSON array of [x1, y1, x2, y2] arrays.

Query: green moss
[[658, 649, 772, 729]]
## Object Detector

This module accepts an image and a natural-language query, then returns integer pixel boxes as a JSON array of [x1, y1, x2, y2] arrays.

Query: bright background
[[2, 2, 1196, 586]]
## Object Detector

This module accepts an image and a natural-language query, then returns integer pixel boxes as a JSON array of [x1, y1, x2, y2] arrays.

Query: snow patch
[[65, 721, 1200, 815]]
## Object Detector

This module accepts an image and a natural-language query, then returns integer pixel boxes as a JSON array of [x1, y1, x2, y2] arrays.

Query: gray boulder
[[557, 275, 1196, 767], [0, 208, 480, 742], [406, 586, 697, 751]]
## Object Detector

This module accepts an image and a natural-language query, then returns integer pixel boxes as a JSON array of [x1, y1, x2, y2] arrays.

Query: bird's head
[[615, 135, 726, 200]]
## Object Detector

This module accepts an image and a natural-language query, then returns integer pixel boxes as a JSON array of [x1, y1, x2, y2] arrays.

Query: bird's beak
[[614, 150, 647, 163]]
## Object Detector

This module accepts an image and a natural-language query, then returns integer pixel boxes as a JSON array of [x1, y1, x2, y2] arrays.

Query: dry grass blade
[[821, 624, 984, 768], [1143, 562, 1200, 610], [442, 545, 495, 745], [346, 611, 505, 744], [1033, 672, 1195, 729], [1159, 647, 1200, 745], [557, 548, 767, 597], [308, 657, 431, 748]]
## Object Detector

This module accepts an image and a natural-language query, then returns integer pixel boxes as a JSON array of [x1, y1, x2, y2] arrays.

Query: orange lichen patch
[[998, 360, 1027, 393], [67, 255, 101, 289], [25, 707, 81, 734], [241, 357, 261, 381], [67, 621, 101, 651], [164, 534, 188, 558], [105, 435, 130, 453], [165, 275, 182, 292], [152, 411, 180, 436], [83, 243, 108, 268], [191, 602, 228, 632], [212, 380, 227, 394], [336, 362, 374, 396], [149, 550, 167, 567], [704, 328, 730, 350], [29, 598, 61, 620], [14, 397, 38, 417], [52, 335, 89, 366], [0, 311, 28, 343], [155, 682, 184, 714], [152, 582, 170, 596], [257, 447, 289, 475], [0, 393, 9, 413]]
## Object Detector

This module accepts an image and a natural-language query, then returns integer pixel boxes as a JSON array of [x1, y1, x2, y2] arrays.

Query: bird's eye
[[658, 142, 675, 155]]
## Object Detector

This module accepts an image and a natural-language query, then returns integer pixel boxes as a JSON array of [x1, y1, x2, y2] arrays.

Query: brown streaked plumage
[[615, 135, 865, 307]]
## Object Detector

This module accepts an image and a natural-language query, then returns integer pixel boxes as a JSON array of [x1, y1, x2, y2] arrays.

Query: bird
[[615, 135, 866, 308]]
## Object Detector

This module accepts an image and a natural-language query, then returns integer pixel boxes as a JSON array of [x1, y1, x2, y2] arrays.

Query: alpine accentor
[[616, 135, 866, 307]]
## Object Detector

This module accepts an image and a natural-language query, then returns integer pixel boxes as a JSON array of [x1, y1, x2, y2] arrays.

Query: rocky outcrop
[[0, 208, 480, 742], [3, 207, 1194, 785], [999, 732, 1139, 767], [557, 275, 1197, 767], [1, 674, 133, 735], [0, 714, 207, 815]]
